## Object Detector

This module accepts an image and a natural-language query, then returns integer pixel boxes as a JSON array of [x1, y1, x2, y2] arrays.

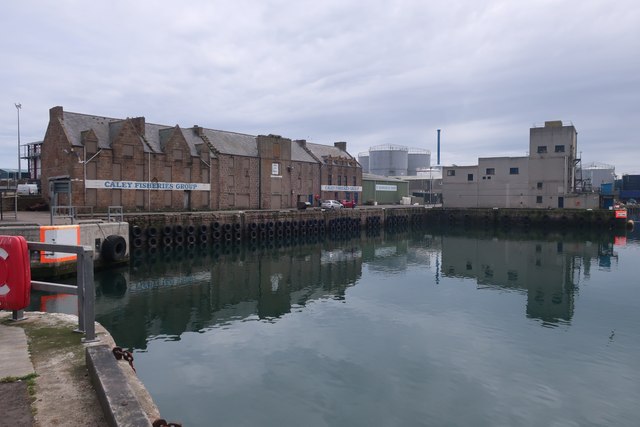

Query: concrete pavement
[[0, 312, 161, 426]]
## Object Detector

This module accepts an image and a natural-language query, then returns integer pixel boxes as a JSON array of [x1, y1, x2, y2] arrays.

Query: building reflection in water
[[90, 228, 621, 349], [437, 229, 619, 326], [95, 242, 363, 349]]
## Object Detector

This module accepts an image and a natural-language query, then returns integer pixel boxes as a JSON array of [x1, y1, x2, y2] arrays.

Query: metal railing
[[107, 206, 123, 222], [12, 242, 96, 342], [50, 205, 121, 224], [50, 205, 76, 224]]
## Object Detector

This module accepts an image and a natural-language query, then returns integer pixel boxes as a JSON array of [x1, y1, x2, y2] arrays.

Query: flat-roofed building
[[442, 121, 599, 209]]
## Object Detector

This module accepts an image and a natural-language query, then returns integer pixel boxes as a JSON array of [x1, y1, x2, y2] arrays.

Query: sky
[[1, 0, 639, 175]]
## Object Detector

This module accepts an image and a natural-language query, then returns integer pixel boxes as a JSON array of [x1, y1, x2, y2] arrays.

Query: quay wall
[[0, 207, 628, 277], [125, 207, 628, 251]]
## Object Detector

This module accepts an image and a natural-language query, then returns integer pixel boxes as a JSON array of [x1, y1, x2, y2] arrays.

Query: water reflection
[[95, 242, 362, 349], [88, 227, 630, 350]]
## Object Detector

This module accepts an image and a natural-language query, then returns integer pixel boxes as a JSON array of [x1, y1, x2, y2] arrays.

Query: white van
[[17, 184, 38, 195]]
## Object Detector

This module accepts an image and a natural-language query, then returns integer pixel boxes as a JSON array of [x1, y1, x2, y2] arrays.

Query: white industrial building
[[442, 121, 599, 209]]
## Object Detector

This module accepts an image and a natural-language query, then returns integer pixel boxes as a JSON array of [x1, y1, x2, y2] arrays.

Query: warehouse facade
[[40, 106, 359, 211]]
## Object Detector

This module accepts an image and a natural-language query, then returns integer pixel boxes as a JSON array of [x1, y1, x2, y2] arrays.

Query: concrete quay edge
[[0, 311, 161, 426]]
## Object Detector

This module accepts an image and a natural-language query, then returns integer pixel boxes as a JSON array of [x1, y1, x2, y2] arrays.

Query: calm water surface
[[37, 226, 640, 426]]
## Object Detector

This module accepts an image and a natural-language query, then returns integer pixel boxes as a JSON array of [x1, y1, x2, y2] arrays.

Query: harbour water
[[33, 224, 640, 426]]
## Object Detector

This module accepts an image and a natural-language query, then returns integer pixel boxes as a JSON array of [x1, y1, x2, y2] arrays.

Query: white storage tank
[[407, 148, 431, 176], [369, 144, 409, 176]]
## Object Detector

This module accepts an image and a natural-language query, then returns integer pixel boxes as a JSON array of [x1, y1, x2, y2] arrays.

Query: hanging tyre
[[101, 235, 127, 263]]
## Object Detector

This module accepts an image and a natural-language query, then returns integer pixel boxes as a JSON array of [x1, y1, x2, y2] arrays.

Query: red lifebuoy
[[0, 235, 31, 311]]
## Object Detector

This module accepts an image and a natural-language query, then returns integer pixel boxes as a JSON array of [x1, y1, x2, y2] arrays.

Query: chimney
[[131, 117, 146, 136], [294, 139, 307, 147], [50, 106, 63, 121], [193, 125, 204, 137], [437, 129, 441, 166], [334, 141, 347, 152]]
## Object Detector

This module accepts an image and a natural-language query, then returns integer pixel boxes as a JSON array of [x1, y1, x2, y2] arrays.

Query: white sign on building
[[85, 180, 211, 191], [321, 185, 363, 192], [375, 184, 397, 191]]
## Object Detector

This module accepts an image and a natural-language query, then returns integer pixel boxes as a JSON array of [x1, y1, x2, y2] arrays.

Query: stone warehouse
[[40, 107, 362, 211]]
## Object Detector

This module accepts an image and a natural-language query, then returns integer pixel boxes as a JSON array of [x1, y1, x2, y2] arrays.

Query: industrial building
[[40, 106, 361, 211], [619, 174, 640, 203], [361, 173, 409, 205], [442, 121, 599, 209]]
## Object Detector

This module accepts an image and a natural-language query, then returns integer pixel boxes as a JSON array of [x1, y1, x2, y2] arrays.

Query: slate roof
[[61, 111, 121, 149], [305, 142, 354, 160], [57, 109, 352, 165], [292, 141, 318, 163], [200, 128, 257, 157]]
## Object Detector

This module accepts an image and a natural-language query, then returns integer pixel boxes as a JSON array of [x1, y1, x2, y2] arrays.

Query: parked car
[[321, 200, 343, 209], [340, 199, 356, 208]]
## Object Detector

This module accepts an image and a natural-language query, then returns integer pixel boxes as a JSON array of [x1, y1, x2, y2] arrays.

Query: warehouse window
[[537, 146, 547, 153], [447, 170, 455, 176], [537, 182, 543, 189], [467, 174, 473, 181], [510, 167, 519, 175], [536, 196, 543, 203], [486, 168, 495, 175], [555, 145, 565, 153]]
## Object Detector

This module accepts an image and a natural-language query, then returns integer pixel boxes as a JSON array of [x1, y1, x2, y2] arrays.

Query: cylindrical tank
[[358, 152, 370, 173], [579, 162, 615, 189], [407, 148, 431, 176], [369, 144, 408, 176]]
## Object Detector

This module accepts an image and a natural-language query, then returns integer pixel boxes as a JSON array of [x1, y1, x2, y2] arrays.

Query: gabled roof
[[55, 108, 353, 164], [291, 141, 318, 163], [61, 111, 121, 149], [305, 142, 354, 160], [144, 123, 174, 153], [201, 128, 257, 157]]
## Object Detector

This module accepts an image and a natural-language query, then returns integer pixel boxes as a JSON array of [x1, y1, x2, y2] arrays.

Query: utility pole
[[14, 103, 22, 220], [16, 103, 22, 184]]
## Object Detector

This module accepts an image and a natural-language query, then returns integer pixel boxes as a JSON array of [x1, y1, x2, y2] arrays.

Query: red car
[[341, 200, 356, 208]]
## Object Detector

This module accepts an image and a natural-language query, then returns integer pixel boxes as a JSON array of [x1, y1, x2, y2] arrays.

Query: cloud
[[1, 0, 639, 174]]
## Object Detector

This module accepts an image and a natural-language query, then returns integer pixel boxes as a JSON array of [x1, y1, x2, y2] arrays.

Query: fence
[[11, 241, 96, 342], [50, 205, 122, 225]]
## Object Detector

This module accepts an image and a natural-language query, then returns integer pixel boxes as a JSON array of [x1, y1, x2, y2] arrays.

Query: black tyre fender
[[101, 235, 127, 263]]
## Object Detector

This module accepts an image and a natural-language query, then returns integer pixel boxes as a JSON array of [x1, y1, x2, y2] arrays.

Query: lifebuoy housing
[[0, 235, 31, 311]]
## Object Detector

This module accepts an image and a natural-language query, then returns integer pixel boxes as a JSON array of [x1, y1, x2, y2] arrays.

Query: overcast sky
[[1, 0, 639, 175]]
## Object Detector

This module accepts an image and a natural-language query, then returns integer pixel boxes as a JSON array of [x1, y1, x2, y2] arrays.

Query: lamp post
[[15, 103, 22, 185]]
